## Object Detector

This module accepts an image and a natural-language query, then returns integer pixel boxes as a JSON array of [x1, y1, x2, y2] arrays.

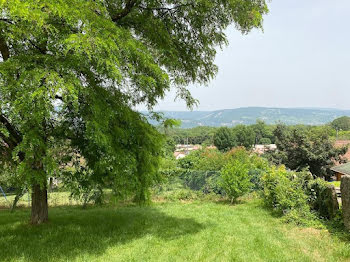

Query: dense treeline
[[165, 116, 350, 149], [161, 117, 349, 180], [166, 120, 275, 147]]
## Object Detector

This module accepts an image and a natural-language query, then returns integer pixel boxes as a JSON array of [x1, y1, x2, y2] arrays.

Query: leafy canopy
[[266, 124, 347, 179], [0, 0, 268, 201]]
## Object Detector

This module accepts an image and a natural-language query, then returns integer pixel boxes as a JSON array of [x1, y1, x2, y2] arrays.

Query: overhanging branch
[[0, 114, 22, 146], [0, 35, 9, 61], [111, 0, 138, 22]]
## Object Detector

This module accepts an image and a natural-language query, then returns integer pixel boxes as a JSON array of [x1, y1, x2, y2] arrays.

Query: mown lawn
[[1, 198, 350, 262]]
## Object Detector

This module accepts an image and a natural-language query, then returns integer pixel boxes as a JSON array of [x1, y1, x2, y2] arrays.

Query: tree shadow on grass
[[0, 205, 205, 261]]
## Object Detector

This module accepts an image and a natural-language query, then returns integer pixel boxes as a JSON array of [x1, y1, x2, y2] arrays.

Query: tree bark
[[31, 183, 48, 224], [10, 189, 25, 213]]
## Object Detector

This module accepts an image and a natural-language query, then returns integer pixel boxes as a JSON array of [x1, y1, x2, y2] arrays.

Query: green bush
[[220, 159, 252, 203], [162, 188, 200, 201], [261, 166, 316, 225], [249, 155, 270, 191]]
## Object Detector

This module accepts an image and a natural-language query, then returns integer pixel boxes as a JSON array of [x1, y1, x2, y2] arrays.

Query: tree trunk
[[31, 183, 48, 224], [10, 189, 25, 213]]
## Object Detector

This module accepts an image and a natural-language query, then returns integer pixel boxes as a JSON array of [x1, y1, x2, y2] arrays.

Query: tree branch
[[55, 95, 63, 101], [0, 114, 22, 146], [138, 3, 194, 12], [0, 35, 10, 61], [111, 0, 138, 22], [28, 39, 47, 54], [0, 131, 12, 148], [0, 18, 14, 25]]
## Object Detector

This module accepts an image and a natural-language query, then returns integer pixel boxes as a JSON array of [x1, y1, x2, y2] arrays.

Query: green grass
[[329, 181, 341, 188], [0, 191, 82, 208], [1, 197, 350, 262]]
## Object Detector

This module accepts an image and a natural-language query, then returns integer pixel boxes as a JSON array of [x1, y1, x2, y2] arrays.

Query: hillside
[[148, 107, 350, 128]]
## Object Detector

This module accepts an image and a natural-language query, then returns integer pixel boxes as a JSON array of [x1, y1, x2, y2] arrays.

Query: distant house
[[175, 144, 202, 152], [174, 152, 187, 160], [173, 144, 217, 159], [253, 144, 277, 155], [331, 162, 350, 181]]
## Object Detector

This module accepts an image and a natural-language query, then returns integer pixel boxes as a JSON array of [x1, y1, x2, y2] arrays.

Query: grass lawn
[[1, 198, 350, 262], [329, 181, 341, 188]]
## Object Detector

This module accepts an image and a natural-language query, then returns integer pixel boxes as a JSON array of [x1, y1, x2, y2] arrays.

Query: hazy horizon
[[146, 106, 350, 113], [139, 0, 350, 111]]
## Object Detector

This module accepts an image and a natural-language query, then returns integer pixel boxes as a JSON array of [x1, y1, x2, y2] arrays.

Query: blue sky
[[147, 0, 350, 111]]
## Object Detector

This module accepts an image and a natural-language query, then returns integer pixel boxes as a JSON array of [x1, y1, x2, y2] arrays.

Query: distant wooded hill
[[147, 107, 350, 128]]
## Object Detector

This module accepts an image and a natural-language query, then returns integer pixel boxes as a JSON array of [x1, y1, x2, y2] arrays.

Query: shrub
[[163, 188, 200, 201], [261, 166, 316, 225], [203, 172, 223, 195], [220, 159, 252, 203], [249, 155, 270, 191]]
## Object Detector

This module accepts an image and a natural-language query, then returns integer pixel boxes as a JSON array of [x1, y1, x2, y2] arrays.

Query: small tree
[[220, 159, 252, 203]]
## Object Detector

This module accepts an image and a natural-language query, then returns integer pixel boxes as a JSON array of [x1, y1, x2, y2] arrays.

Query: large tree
[[266, 124, 347, 180], [213, 127, 236, 152], [232, 124, 255, 148], [0, 0, 268, 224]]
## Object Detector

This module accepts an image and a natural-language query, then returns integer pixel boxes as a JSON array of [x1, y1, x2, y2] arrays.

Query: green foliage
[[177, 150, 202, 169], [213, 127, 236, 151], [261, 164, 341, 224], [158, 149, 226, 196], [62, 168, 104, 207], [336, 130, 350, 140], [266, 124, 347, 179], [248, 154, 270, 190], [212, 121, 274, 151], [0, 0, 268, 219], [232, 125, 255, 148], [191, 148, 228, 171], [261, 166, 317, 226], [167, 147, 270, 199], [162, 119, 182, 132], [252, 120, 275, 144], [331, 116, 350, 131], [220, 160, 251, 203], [167, 126, 218, 145], [163, 137, 176, 157], [259, 137, 271, 144]]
